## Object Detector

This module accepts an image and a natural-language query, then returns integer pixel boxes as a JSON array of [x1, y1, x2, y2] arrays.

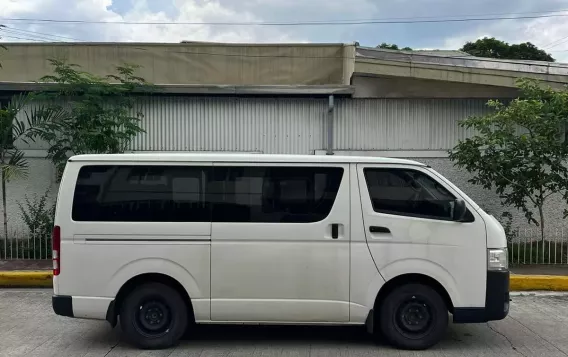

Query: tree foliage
[[37, 59, 153, 176], [460, 37, 554, 62], [377, 43, 412, 51], [448, 79, 568, 241]]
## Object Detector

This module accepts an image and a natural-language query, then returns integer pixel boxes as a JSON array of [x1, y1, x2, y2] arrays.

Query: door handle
[[370, 226, 390, 234], [331, 224, 339, 239]]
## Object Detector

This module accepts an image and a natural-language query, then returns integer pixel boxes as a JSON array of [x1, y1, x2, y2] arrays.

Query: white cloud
[[2, 0, 568, 64], [0, 0, 306, 43]]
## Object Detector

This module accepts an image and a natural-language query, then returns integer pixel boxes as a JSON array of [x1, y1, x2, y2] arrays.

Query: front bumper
[[52, 295, 74, 317], [453, 270, 510, 323]]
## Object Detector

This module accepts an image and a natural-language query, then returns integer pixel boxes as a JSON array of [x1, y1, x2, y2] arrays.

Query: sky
[[2, 0, 568, 61]]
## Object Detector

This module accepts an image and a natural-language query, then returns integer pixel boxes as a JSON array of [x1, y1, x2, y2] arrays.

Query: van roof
[[69, 153, 427, 166]]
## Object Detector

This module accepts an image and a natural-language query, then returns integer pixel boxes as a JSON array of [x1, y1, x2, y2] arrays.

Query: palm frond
[[1, 149, 29, 181], [22, 105, 66, 141], [5, 93, 33, 140], [5, 93, 31, 113], [3, 93, 63, 144]]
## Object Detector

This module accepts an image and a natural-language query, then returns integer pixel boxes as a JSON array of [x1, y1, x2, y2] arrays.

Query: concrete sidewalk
[[1, 259, 568, 290]]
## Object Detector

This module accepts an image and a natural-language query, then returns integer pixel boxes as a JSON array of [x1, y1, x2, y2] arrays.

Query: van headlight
[[488, 248, 508, 271]]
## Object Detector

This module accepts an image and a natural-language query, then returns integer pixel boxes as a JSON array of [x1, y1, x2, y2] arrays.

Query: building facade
[[2, 42, 568, 237]]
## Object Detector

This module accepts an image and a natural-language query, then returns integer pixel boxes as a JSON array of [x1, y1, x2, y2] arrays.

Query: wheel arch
[[106, 273, 195, 327], [374, 273, 455, 315]]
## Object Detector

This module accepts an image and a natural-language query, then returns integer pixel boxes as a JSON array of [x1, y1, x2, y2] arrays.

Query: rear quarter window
[[72, 165, 210, 222]]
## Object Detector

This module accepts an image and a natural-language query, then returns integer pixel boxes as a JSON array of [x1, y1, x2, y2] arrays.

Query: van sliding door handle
[[331, 224, 339, 239], [370, 226, 390, 233]]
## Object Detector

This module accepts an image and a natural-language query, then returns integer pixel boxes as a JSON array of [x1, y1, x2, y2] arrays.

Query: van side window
[[209, 167, 343, 223], [364, 168, 456, 220], [72, 165, 210, 222]]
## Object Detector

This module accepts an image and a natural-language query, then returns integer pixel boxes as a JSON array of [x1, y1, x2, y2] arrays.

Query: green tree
[[460, 37, 554, 62], [0, 94, 54, 240], [378, 43, 412, 51], [37, 59, 153, 176], [448, 78, 568, 242]]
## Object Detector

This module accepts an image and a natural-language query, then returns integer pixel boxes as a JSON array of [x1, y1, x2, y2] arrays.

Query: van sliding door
[[209, 163, 351, 323]]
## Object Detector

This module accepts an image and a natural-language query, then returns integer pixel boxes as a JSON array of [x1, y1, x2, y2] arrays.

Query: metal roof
[[69, 153, 426, 166], [356, 46, 568, 76]]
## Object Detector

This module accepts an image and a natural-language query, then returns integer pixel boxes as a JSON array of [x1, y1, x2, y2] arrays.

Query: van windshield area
[[364, 168, 456, 220]]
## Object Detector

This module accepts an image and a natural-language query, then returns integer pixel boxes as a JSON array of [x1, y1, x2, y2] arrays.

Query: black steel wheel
[[120, 282, 188, 349], [378, 283, 448, 350]]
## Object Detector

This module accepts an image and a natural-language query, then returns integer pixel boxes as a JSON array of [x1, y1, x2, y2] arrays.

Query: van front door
[[209, 164, 350, 322], [356, 164, 487, 309]]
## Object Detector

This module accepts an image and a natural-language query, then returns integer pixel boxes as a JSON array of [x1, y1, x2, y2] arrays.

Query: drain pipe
[[326, 95, 335, 155]]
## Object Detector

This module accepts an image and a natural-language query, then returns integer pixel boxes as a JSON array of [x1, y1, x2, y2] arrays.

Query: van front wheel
[[120, 282, 188, 349], [378, 283, 448, 350]]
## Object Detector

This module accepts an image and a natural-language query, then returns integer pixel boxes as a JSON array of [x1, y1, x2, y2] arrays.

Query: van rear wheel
[[378, 283, 448, 350], [120, 282, 188, 349]]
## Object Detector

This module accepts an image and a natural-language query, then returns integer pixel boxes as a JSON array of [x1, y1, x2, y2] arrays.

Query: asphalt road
[[1, 290, 567, 357]]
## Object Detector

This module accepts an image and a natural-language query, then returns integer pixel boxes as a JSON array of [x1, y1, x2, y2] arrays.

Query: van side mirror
[[452, 199, 467, 222]]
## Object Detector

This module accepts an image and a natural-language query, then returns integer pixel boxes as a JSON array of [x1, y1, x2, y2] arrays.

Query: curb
[[1, 271, 568, 291], [0, 271, 53, 288], [510, 274, 568, 292]]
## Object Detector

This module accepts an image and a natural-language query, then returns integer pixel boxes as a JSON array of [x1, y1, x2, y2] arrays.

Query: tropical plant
[[0, 93, 55, 240], [18, 189, 55, 241], [449, 78, 568, 242], [36, 59, 153, 178]]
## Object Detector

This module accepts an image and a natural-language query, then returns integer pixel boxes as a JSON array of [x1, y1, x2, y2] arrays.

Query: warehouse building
[[1, 41, 568, 234]]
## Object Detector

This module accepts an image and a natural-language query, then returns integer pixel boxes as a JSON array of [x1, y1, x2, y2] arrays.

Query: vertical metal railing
[[1, 230, 52, 260], [508, 229, 568, 265]]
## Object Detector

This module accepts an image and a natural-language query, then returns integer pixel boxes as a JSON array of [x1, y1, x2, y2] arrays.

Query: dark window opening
[[72, 165, 344, 223], [209, 166, 343, 223], [364, 168, 459, 221], [72, 165, 210, 222]]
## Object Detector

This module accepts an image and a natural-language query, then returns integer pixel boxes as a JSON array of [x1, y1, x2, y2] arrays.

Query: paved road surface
[[1, 289, 567, 357]]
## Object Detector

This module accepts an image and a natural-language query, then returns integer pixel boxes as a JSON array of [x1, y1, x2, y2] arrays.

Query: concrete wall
[[1, 157, 58, 238]]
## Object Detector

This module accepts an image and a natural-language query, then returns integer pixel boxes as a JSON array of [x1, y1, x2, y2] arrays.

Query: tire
[[378, 283, 448, 350], [120, 282, 188, 349]]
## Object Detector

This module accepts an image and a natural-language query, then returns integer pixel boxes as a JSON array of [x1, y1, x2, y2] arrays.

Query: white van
[[51, 153, 509, 350]]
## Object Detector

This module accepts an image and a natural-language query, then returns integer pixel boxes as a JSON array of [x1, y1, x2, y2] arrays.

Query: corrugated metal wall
[[334, 99, 494, 151], [130, 97, 493, 153], [18, 96, 493, 153], [130, 97, 327, 154]]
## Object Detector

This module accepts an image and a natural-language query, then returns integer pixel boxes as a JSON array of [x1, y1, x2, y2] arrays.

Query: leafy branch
[[449, 78, 568, 241], [35, 59, 155, 177]]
